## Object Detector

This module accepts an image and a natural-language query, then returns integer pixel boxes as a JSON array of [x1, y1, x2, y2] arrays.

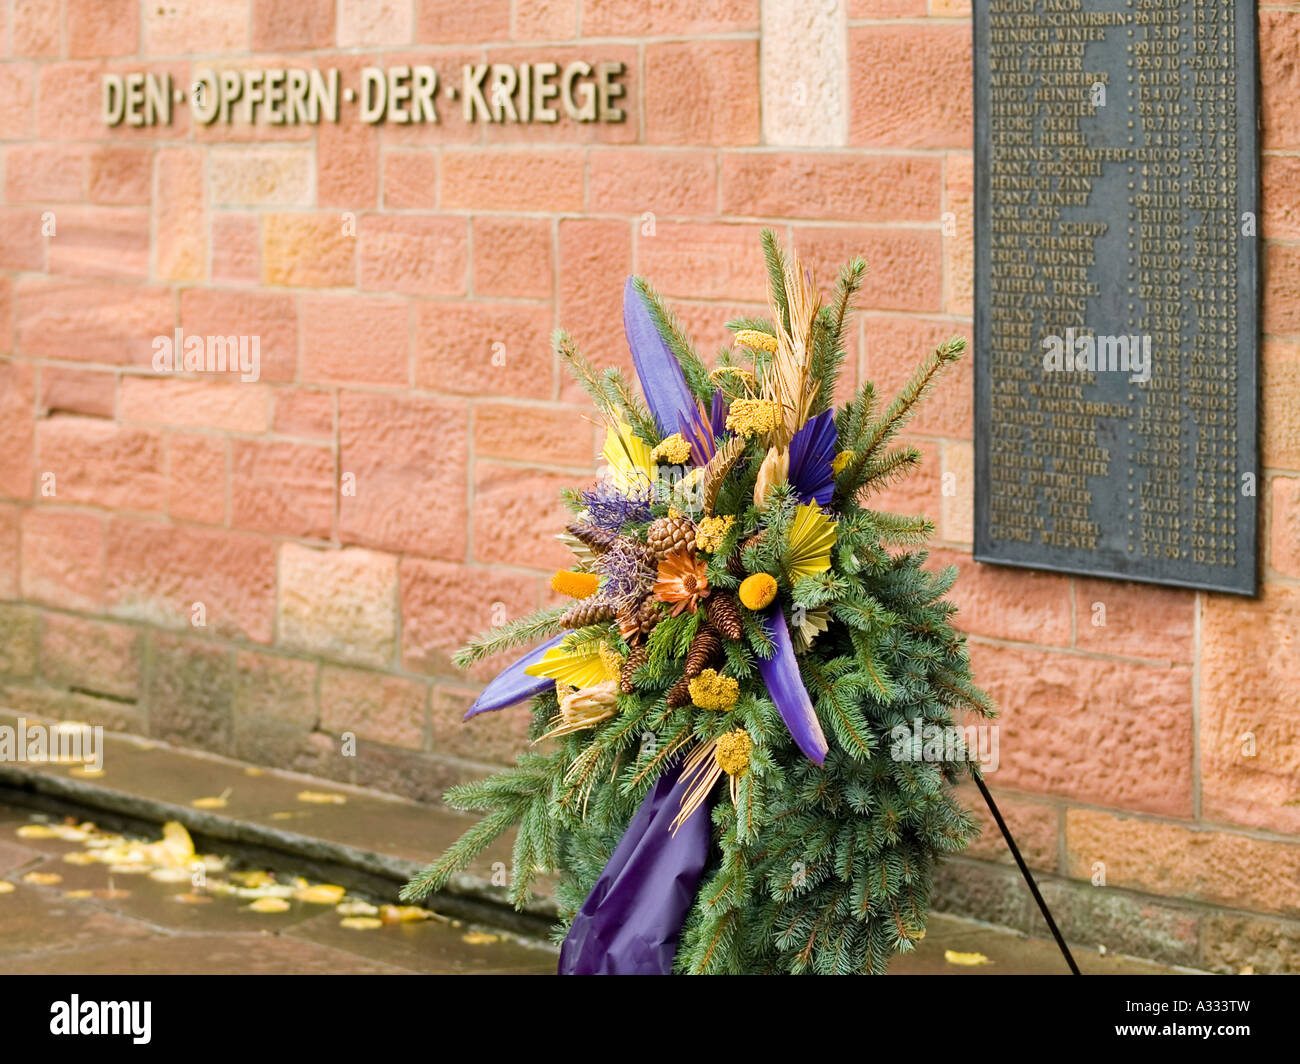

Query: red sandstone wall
[[0, 0, 1297, 970]]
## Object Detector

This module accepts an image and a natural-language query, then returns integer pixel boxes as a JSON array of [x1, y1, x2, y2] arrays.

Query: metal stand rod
[[972, 771, 1081, 975]]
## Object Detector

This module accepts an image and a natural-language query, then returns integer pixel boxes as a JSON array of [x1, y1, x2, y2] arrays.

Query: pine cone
[[561, 598, 616, 628], [726, 530, 765, 578], [566, 522, 619, 555], [646, 515, 695, 561], [667, 675, 692, 708], [684, 624, 722, 679], [620, 644, 647, 694], [619, 596, 661, 641], [706, 594, 743, 640]]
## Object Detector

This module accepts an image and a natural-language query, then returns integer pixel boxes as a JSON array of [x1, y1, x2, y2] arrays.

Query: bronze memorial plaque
[[973, 0, 1259, 594]]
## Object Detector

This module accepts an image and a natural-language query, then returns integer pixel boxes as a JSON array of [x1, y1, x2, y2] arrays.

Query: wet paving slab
[[0, 715, 1190, 976], [0, 805, 558, 975]]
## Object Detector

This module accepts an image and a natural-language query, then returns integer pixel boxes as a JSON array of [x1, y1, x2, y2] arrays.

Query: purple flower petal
[[786, 409, 838, 508], [624, 277, 698, 439], [463, 634, 566, 720], [757, 609, 829, 765]]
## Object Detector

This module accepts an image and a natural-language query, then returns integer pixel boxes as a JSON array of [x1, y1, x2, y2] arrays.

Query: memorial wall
[[0, 0, 1297, 971]]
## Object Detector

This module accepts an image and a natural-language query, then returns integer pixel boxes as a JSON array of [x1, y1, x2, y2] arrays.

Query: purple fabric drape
[[558, 763, 714, 975]]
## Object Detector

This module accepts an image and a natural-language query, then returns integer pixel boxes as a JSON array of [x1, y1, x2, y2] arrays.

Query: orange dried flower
[[653, 549, 709, 616]]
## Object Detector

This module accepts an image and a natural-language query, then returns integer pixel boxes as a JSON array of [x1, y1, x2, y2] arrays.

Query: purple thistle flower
[[593, 537, 656, 613], [581, 479, 653, 532]]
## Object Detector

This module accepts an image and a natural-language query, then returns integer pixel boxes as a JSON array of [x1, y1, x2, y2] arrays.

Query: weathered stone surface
[[0, 604, 38, 677], [39, 612, 141, 700], [1066, 809, 1300, 917], [1200, 584, 1300, 834], [147, 632, 235, 756], [968, 642, 1193, 816], [319, 665, 427, 750], [1200, 911, 1300, 975], [233, 649, 317, 728], [277, 543, 398, 668]]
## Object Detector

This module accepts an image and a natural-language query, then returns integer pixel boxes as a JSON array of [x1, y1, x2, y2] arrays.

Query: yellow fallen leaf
[[51, 824, 91, 841], [231, 870, 276, 888], [191, 796, 227, 809], [340, 917, 383, 930], [244, 766, 264, 777], [271, 812, 296, 820], [380, 904, 434, 924], [174, 893, 213, 905], [64, 889, 95, 899], [107, 864, 150, 875], [297, 791, 346, 805], [70, 767, 104, 778], [247, 897, 292, 914], [158, 821, 195, 865], [944, 949, 991, 967], [337, 900, 379, 917], [462, 932, 500, 946], [62, 852, 98, 866], [22, 872, 62, 886], [16, 825, 61, 839], [1240, 965, 1254, 976], [0, 882, 14, 894], [148, 868, 191, 884], [295, 884, 346, 905]]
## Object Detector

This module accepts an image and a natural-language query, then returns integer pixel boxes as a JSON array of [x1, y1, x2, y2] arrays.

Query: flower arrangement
[[403, 232, 994, 975]]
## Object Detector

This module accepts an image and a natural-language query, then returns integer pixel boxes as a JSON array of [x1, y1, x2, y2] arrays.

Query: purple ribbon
[[558, 763, 714, 975]]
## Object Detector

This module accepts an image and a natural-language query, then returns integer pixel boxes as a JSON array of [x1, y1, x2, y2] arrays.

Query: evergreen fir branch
[[452, 605, 567, 668], [855, 336, 966, 464], [399, 807, 519, 902], [850, 444, 922, 498], [808, 258, 866, 415], [632, 276, 715, 403], [599, 367, 658, 443], [873, 511, 936, 545], [760, 228, 792, 334]]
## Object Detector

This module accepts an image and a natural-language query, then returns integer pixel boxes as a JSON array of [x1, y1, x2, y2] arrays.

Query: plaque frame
[[972, 0, 1260, 596]]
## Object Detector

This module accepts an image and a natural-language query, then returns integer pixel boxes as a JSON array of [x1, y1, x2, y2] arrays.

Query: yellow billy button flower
[[733, 329, 778, 354], [714, 729, 753, 778], [550, 569, 600, 599], [831, 449, 855, 475], [694, 514, 734, 554], [688, 669, 739, 711], [650, 433, 692, 465], [738, 572, 778, 611], [725, 398, 779, 439]]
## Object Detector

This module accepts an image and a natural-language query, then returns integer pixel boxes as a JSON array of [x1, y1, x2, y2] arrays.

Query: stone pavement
[[0, 716, 1192, 975]]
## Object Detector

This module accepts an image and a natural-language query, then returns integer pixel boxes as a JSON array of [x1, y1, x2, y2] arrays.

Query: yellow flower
[[650, 433, 692, 465], [550, 570, 600, 599], [714, 729, 753, 777], [688, 669, 739, 711], [733, 330, 778, 354], [709, 365, 757, 390], [694, 514, 734, 554], [831, 449, 855, 475], [738, 573, 778, 610], [725, 398, 779, 439], [597, 641, 624, 678]]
